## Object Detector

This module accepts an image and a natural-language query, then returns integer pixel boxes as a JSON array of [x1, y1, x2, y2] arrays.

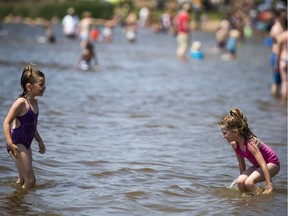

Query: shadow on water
[[2, 187, 30, 215]]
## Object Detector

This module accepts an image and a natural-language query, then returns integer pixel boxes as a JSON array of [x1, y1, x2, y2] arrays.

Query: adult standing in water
[[176, 3, 191, 61], [276, 29, 288, 99], [77, 11, 104, 48], [269, 8, 287, 96], [62, 7, 79, 39]]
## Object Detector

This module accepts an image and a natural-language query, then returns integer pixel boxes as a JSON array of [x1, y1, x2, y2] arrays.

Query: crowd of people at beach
[[1, 1, 287, 97]]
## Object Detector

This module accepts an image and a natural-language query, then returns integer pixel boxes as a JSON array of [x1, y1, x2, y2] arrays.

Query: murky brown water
[[0, 23, 287, 216]]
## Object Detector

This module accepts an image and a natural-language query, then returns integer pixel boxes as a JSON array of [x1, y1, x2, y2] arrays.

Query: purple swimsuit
[[7, 101, 38, 152], [235, 140, 280, 167]]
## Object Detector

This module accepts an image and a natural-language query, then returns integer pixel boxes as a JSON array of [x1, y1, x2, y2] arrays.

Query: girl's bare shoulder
[[13, 97, 26, 106], [11, 97, 28, 113], [247, 138, 262, 152]]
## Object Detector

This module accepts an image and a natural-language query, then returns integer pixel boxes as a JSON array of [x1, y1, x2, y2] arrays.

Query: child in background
[[222, 29, 240, 60], [76, 40, 98, 71], [219, 108, 280, 195], [189, 41, 204, 60], [3, 63, 46, 190]]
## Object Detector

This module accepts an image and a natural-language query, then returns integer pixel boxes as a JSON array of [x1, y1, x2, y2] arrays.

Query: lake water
[[0, 23, 287, 216]]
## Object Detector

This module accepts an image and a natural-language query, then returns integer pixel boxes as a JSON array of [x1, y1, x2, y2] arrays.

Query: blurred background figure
[[276, 28, 287, 99], [103, 19, 116, 43], [192, 0, 203, 30], [62, 7, 79, 39], [90, 25, 101, 42], [269, 8, 287, 96], [44, 19, 56, 43], [125, 11, 138, 43], [229, 8, 246, 40], [222, 29, 240, 61], [176, 2, 191, 61], [213, 19, 231, 53], [77, 11, 104, 48], [189, 41, 204, 60], [76, 40, 98, 71], [78, 11, 94, 46], [37, 19, 56, 44], [139, 7, 150, 28], [159, 9, 174, 34]]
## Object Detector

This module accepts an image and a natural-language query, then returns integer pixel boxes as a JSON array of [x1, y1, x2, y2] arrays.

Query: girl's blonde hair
[[219, 107, 255, 140], [20, 63, 45, 97]]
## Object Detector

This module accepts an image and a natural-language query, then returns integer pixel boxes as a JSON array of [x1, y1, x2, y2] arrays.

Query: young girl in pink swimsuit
[[3, 63, 46, 190], [219, 108, 280, 195]]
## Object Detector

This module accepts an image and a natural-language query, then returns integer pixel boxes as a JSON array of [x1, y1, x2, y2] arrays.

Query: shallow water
[[0, 23, 287, 216]]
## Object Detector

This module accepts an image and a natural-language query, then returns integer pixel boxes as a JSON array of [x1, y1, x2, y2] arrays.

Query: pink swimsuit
[[235, 140, 280, 167]]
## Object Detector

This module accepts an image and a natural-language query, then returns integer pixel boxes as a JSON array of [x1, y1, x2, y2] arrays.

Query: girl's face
[[30, 76, 46, 97], [220, 126, 238, 143]]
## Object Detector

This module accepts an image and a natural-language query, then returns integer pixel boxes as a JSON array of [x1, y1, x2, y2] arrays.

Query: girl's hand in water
[[254, 187, 263, 195], [263, 185, 273, 194]]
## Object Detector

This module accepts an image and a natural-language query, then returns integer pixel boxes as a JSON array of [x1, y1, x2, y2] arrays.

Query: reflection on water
[[0, 23, 287, 215], [4, 189, 30, 216]]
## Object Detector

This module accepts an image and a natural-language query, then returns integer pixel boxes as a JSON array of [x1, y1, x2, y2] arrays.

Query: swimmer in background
[[219, 108, 280, 195], [76, 40, 98, 71], [222, 29, 240, 60], [189, 41, 204, 60], [3, 63, 46, 191]]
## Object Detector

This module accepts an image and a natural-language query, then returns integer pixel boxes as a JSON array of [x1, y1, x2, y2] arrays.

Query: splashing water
[[227, 178, 238, 189]]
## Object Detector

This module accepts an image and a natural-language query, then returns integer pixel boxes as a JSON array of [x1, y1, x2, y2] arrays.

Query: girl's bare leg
[[243, 163, 280, 194], [236, 166, 257, 193], [11, 144, 36, 190]]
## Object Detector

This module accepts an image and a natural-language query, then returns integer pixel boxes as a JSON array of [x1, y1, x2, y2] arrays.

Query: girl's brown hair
[[219, 107, 256, 141], [20, 63, 45, 97]]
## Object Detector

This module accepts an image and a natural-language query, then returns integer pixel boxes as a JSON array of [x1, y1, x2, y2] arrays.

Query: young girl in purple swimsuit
[[3, 63, 46, 190], [219, 108, 280, 195]]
